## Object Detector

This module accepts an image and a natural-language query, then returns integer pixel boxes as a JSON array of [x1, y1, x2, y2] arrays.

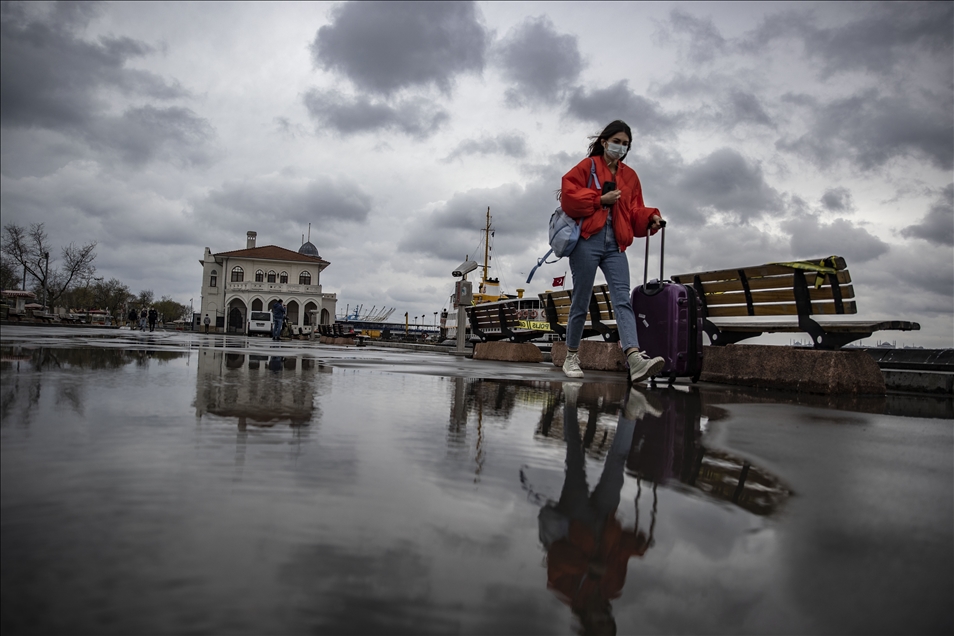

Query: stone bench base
[[551, 341, 626, 372], [473, 342, 543, 363], [319, 336, 356, 346], [701, 345, 885, 395]]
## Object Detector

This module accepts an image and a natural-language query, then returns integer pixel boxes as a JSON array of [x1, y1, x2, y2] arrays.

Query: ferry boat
[[444, 207, 554, 342]]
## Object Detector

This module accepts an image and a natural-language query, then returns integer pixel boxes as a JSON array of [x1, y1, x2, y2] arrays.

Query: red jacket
[[560, 155, 661, 251], [546, 516, 649, 611]]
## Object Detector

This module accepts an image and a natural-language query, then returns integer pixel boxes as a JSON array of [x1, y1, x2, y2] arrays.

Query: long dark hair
[[587, 120, 633, 160], [555, 120, 634, 201]]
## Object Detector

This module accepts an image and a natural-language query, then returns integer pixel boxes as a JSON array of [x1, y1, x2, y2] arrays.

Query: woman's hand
[[600, 189, 622, 207]]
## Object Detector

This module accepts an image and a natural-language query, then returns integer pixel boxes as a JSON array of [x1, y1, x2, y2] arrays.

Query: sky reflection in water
[[1, 346, 950, 635]]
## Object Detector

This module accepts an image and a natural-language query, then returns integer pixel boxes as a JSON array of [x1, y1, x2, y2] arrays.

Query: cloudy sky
[[1, 1, 951, 346]]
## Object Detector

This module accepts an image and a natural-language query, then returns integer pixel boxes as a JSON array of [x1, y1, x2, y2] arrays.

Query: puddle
[[1, 342, 951, 634]]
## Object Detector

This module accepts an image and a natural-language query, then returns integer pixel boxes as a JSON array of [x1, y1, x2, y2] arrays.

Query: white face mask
[[605, 142, 628, 160]]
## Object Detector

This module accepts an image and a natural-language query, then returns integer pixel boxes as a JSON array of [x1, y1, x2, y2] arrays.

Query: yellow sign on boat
[[519, 320, 551, 331]]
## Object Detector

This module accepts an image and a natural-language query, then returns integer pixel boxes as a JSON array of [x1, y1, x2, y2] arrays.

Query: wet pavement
[[1, 325, 952, 635]]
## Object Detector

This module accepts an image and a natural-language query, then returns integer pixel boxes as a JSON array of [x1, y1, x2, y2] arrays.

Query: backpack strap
[[526, 248, 554, 283], [587, 158, 599, 190]]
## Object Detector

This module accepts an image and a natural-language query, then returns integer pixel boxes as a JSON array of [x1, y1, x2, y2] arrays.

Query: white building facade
[[198, 231, 337, 333]]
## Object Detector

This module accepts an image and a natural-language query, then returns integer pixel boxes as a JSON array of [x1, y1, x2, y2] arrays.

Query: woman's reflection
[[539, 384, 658, 635]]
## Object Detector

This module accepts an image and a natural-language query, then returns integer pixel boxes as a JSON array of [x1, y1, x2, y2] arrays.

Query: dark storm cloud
[[777, 91, 953, 171], [677, 147, 783, 222], [783, 216, 889, 264], [0, 2, 212, 171], [303, 89, 449, 138], [660, 3, 952, 79], [723, 89, 773, 128], [493, 16, 584, 106], [820, 187, 854, 213], [654, 75, 774, 131], [902, 184, 954, 246], [398, 181, 549, 261], [658, 8, 727, 64], [566, 81, 683, 138], [92, 106, 214, 167], [742, 3, 953, 78], [0, 3, 188, 130], [450, 132, 527, 159], [204, 174, 372, 228], [310, 1, 487, 96]]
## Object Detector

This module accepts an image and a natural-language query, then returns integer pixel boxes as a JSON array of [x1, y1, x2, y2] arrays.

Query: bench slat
[[707, 300, 857, 317], [706, 319, 919, 334], [704, 284, 855, 307], [676, 271, 853, 294], [673, 257, 848, 284]]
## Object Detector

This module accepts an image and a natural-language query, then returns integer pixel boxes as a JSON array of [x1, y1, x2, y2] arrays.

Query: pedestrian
[[148, 307, 158, 332], [539, 384, 656, 634], [558, 120, 666, 384], [203, 314, 211, 334], [139, 308, 148, 331], [127, 307, 138, 328], [271, 300, 286, 341]]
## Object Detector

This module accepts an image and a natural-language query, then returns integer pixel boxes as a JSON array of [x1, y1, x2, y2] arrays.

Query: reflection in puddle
[[529, 384, 791, 634], [1, 345, 948, 635], [194, 349, 327, 429]]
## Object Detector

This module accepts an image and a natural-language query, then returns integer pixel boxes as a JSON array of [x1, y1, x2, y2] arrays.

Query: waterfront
[[1, 326, 951, 634]]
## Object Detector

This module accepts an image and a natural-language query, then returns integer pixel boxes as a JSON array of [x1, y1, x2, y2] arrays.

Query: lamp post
[[42, 251, 49, 311]]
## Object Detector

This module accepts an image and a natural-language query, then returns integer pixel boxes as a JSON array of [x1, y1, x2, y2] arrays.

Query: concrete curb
[[700, 345, 886, 395], [883, 370, 954, 395], [473, 342, 543, 363]]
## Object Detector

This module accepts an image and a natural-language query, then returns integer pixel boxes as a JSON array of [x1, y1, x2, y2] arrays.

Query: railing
[[226, 282, 321, 294]]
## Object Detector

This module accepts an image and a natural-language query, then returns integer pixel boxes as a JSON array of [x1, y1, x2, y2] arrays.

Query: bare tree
[[0, 256, 22, 290], [1, 223, 96, 307]]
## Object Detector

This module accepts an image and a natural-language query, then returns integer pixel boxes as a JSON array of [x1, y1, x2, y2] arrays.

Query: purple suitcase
[[631, 223, 704, 383]]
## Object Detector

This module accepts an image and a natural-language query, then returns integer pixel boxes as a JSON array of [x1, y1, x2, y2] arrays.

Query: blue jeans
[[566, 221, 640, 351], [272, 320, 282, 340]]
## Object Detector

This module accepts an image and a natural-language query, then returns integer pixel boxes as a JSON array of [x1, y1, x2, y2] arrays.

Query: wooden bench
[[467, 300, 546, 343], [670, 256, 920, 349], [319, 324, 355, 339], [539, 284, 619, 342]]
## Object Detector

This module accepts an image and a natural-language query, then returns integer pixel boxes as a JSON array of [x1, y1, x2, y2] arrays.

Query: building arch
[[267, 270, 276, 283], [250, 297, 264, 312], [320, 308, 330, 324], [210, 269, 218, 288], [285, 299, 299, 326], [227, 297, 247, 333], [303, 301, 318, 325], [279, 271, 288, 284], [231, 266, 244, 282], [299, 271, 312, 285], [255, 270, 264, 282]]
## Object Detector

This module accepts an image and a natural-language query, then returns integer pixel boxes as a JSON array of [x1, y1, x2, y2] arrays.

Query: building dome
[[298, 241, 320, 258]]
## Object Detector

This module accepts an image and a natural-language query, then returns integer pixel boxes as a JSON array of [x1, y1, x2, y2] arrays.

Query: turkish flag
[[552, 276, 565, 287]]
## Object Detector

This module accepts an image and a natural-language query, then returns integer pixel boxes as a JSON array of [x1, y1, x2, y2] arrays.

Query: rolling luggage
[[631, 222, 704, 383]]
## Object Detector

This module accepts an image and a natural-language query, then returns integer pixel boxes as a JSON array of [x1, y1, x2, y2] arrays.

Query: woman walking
[[559, 120, 665, 384]]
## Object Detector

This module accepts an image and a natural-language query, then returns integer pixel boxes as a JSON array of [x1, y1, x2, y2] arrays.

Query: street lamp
[[42, 251, 49, 310]]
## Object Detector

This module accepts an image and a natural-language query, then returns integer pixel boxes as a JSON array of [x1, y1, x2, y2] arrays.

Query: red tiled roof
[[214, 245, 328, 264]]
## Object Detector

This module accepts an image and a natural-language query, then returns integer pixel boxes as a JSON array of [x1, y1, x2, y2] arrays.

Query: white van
[[247, 311, 273, 336]]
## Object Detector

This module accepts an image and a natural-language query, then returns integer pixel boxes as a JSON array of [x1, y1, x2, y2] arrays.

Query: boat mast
[[482, 207, 491, 285]]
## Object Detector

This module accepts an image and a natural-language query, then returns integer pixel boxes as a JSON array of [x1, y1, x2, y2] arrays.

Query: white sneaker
[[563, 382, 582, 406], [627, 350, 665, 385], [623, 387, 663, 420], [562, 350, 584, 378]]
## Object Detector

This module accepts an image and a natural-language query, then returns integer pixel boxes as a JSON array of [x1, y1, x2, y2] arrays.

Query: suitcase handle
[[643, 219, 667, 285]]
